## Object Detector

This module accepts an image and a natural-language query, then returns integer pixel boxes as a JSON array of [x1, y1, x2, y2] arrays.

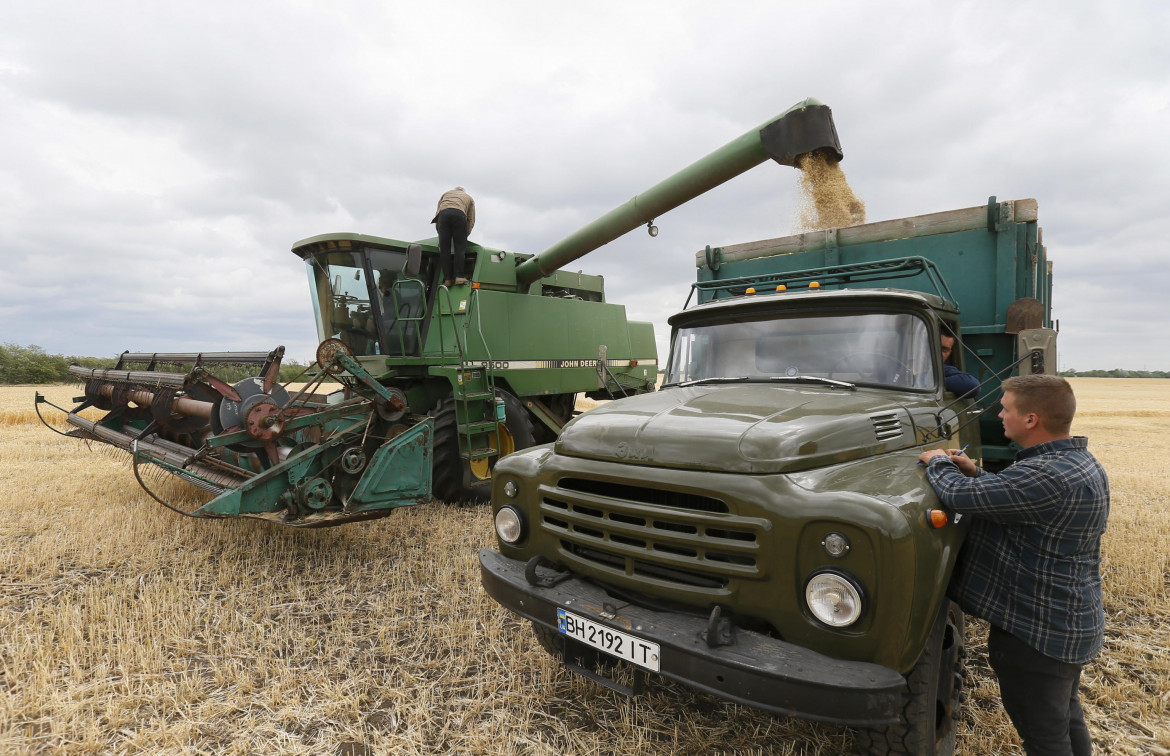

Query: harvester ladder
[[435, 284, 501, 463]]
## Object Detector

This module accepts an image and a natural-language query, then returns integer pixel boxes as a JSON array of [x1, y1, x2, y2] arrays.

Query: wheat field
[[1, 380, 1166, 755]]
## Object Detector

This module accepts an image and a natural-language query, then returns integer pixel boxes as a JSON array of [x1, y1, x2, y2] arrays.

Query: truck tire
[[857, 600, 965, 756], [430, 390, 537, 503], [532, 621, 564, 660]]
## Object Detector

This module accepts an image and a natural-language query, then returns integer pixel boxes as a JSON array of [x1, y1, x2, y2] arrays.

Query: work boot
[[455, 277, 468, 286]]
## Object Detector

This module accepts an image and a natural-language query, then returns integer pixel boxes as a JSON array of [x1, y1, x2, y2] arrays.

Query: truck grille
[[539, 478, 767, 591]]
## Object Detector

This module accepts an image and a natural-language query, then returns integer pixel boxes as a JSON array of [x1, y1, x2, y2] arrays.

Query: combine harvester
[[37, 98, 844, 527]]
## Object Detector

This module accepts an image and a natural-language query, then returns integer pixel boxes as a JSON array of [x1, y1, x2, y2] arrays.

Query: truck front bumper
[[480, 549, 906, 727]]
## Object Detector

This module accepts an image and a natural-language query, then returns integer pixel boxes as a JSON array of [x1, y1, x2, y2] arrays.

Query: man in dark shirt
[[941, 333, 979, 397], [919, 374, 1109, 756]]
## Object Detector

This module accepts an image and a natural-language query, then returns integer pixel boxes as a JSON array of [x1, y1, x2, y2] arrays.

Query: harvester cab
[[303, 240, 428, 358], [37, 98, 844, 527]]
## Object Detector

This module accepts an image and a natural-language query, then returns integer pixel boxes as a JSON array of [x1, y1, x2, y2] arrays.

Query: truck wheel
[[430, 390, 537, 503], [531, 621, 564, 660], [857, 600, 964, 756]]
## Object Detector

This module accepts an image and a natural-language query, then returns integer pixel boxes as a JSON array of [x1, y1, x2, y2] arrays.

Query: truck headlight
[[805, 570, 863, 628], [494, 506, 525, 544]]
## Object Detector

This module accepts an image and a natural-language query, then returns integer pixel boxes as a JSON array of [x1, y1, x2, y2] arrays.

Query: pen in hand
[[918, 444, 970, 466]]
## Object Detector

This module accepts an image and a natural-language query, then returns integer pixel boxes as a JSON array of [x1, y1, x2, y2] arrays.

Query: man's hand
[[918, 449, 949, 465], [945, 448, 979, 476], [918, 448, 979, 477]]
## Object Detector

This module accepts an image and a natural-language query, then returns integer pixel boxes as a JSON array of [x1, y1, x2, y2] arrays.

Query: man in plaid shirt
[[919, 374, 1109, 756]]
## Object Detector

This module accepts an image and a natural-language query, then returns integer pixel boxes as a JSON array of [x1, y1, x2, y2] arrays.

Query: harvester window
[[306, 248, 436, 358], [307, 251, 379, 356], [666, 312, 936, 391]]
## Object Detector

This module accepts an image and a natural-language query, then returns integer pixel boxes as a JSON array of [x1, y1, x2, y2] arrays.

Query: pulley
[[316, 338, 353, 375], [297, 477, 333, 510], [375, 386, 409, 422], [209, 377, 292, 455], [340, 447, 367, 474]]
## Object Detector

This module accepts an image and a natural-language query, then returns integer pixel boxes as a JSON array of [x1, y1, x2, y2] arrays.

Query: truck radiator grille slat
[[563, 543, 729, 588], [539, 480, 766, 591], [870, 412, 903, 441], [557, 477, 728, 513]]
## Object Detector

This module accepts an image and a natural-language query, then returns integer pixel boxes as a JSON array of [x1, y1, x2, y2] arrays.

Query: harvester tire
[[857, 600, 965, 756], [429, 397, 479, 503], [534, 393, 576, 444], [429, 390, 537, 503], [496, 389, 537, 450]]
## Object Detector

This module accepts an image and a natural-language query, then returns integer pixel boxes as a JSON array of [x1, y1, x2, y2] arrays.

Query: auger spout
[[514, 98, 842, 289]]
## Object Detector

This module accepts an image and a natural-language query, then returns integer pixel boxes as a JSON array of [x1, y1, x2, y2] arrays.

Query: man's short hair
[[1001, 374, 1076, 435]]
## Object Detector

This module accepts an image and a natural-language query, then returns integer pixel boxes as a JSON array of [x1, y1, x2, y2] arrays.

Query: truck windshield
[[666, 312, 937, 391]]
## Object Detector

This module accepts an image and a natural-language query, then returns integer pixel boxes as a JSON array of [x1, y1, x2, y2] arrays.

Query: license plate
[[557, 608, 661, 672]]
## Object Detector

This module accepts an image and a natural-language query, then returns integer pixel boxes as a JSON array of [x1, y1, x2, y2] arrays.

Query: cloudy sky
[[2, 1, 1167, 371]]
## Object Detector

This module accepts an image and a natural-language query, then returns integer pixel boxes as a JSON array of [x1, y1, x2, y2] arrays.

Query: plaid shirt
[[925, 436, 1110, 664]]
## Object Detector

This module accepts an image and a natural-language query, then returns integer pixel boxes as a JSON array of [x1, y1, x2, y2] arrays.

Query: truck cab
[[480, 198, 1057, 756]]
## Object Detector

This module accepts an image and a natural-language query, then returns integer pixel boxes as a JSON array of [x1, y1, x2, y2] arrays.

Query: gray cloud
[[2, 0, 1168, 370]]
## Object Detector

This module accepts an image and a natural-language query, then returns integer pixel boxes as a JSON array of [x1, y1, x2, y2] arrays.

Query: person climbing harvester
[[432, 186, 475, 286]]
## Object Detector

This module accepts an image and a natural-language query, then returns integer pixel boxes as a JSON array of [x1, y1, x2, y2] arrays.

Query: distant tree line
[[0, 343, 312, 385], [5, 342, 1166, 385], [1059, 368, 1170, 379]]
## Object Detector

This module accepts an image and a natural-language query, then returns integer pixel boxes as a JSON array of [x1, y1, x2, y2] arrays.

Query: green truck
[[480, 196, 1056, 755]]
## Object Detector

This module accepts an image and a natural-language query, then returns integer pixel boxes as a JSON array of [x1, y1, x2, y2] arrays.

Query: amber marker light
[[471, 282, 481, 290], [809, 281, 821, 289], [926, 509, 949, 529], [746, 287, 757, 294], [776, 284, 787, 291]]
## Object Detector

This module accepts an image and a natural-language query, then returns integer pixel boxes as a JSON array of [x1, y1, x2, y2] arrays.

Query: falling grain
[[795, 150, 867, 231]]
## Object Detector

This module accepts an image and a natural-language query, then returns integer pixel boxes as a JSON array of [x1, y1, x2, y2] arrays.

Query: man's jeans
[[436, 208, 468, 281], [988, 625, 1092, 756]]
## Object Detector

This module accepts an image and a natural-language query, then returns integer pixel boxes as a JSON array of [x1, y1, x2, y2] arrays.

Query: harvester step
[[458, 391, 494, 402], [459, 421, 500, 435], [463, 447, 498, 461]]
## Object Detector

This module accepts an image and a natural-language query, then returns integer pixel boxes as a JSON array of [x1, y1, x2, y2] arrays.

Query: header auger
[[38, 98, 844, 526]]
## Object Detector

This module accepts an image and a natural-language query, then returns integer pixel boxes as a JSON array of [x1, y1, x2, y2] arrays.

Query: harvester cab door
[[374, 244, 429, 357]]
